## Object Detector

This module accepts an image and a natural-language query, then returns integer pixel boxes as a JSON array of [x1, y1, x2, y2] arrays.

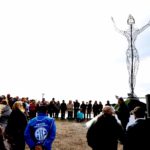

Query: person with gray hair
[[86, 106, 125, 150]]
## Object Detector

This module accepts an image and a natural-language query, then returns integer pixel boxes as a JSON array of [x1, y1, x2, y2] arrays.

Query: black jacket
[[5, 108, 27, 150], [124, 118, 150, 150], [87, 114, 124, 150]]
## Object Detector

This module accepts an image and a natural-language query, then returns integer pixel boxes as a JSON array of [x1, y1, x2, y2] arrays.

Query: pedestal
[[126, 94, 146, 112]]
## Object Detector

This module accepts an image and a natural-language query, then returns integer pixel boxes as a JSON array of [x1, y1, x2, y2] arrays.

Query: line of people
[[37, 98, 104, 121], [0, 94, 104, 120]]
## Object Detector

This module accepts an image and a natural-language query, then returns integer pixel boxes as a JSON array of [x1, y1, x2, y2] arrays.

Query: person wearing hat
[[86, 106, 125, 150], [124, 106, 150, 150], [24, 105, 56, 150]]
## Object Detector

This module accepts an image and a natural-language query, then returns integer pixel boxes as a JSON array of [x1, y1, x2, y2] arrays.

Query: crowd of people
[[0, 93, 104, 150], [0, 93, 149, 150], [0, 94, 105, 121], [0, 94, 57, 150], [86, 97, 150, 150]]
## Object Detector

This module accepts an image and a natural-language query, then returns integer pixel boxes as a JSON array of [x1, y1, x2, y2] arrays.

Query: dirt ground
[[52, 120, 90, 150], [26, 119, 123, 150]]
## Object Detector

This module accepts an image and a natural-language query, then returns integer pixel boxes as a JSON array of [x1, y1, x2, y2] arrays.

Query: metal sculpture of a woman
[[111, 15, 150, 97]]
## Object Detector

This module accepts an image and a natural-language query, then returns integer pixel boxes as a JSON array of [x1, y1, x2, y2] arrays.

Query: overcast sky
[[0, 0, 150, 104]]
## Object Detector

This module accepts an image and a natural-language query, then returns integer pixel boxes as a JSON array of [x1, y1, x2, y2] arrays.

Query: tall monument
[[111, 15, 150, 98]]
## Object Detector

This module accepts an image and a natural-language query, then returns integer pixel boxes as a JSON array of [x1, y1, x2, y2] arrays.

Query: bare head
[[102, 106, 115, 115], [127, 14, 135, 25]]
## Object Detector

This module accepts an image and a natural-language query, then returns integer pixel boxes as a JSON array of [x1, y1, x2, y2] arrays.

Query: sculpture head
[[127, 14, 135, 25]]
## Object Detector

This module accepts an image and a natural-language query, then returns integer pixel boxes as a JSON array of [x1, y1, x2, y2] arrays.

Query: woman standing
[[5, 101, 27, 150]]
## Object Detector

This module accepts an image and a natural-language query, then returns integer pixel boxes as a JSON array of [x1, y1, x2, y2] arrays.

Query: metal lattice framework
[[111, 15, 150, 97]]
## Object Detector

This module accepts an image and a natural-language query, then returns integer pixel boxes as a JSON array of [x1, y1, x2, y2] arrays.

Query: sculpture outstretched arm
[[138, 20, 150, 34], [111, 17, 125, 35]]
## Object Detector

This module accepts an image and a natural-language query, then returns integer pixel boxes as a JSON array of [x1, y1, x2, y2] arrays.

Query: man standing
[[124, 106, 150, 150], [24, 105, 56, 150], [116, 97, 130, 131]]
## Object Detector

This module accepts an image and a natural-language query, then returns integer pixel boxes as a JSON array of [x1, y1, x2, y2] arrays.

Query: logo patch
[[34, 127, 48, 141]]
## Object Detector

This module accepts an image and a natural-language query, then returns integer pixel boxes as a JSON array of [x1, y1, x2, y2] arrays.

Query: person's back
[[0, 100, 12, 128], [86, 106, 124, 150], [24, 105, 56, 150], [5, 100, 27, 150], [76, 110, 84, 122], [124, 106, 149, 150]]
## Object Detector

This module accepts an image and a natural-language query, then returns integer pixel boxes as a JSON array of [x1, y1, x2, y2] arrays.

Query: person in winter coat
[[86, 106, 125, 150], [24, 105, 56, 150], [0, 99, 12, 128], [5, 101, 28, 150], [0, 99, 12, 150], [116, 97, 130, 131], [124, 106, 150, 150]]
